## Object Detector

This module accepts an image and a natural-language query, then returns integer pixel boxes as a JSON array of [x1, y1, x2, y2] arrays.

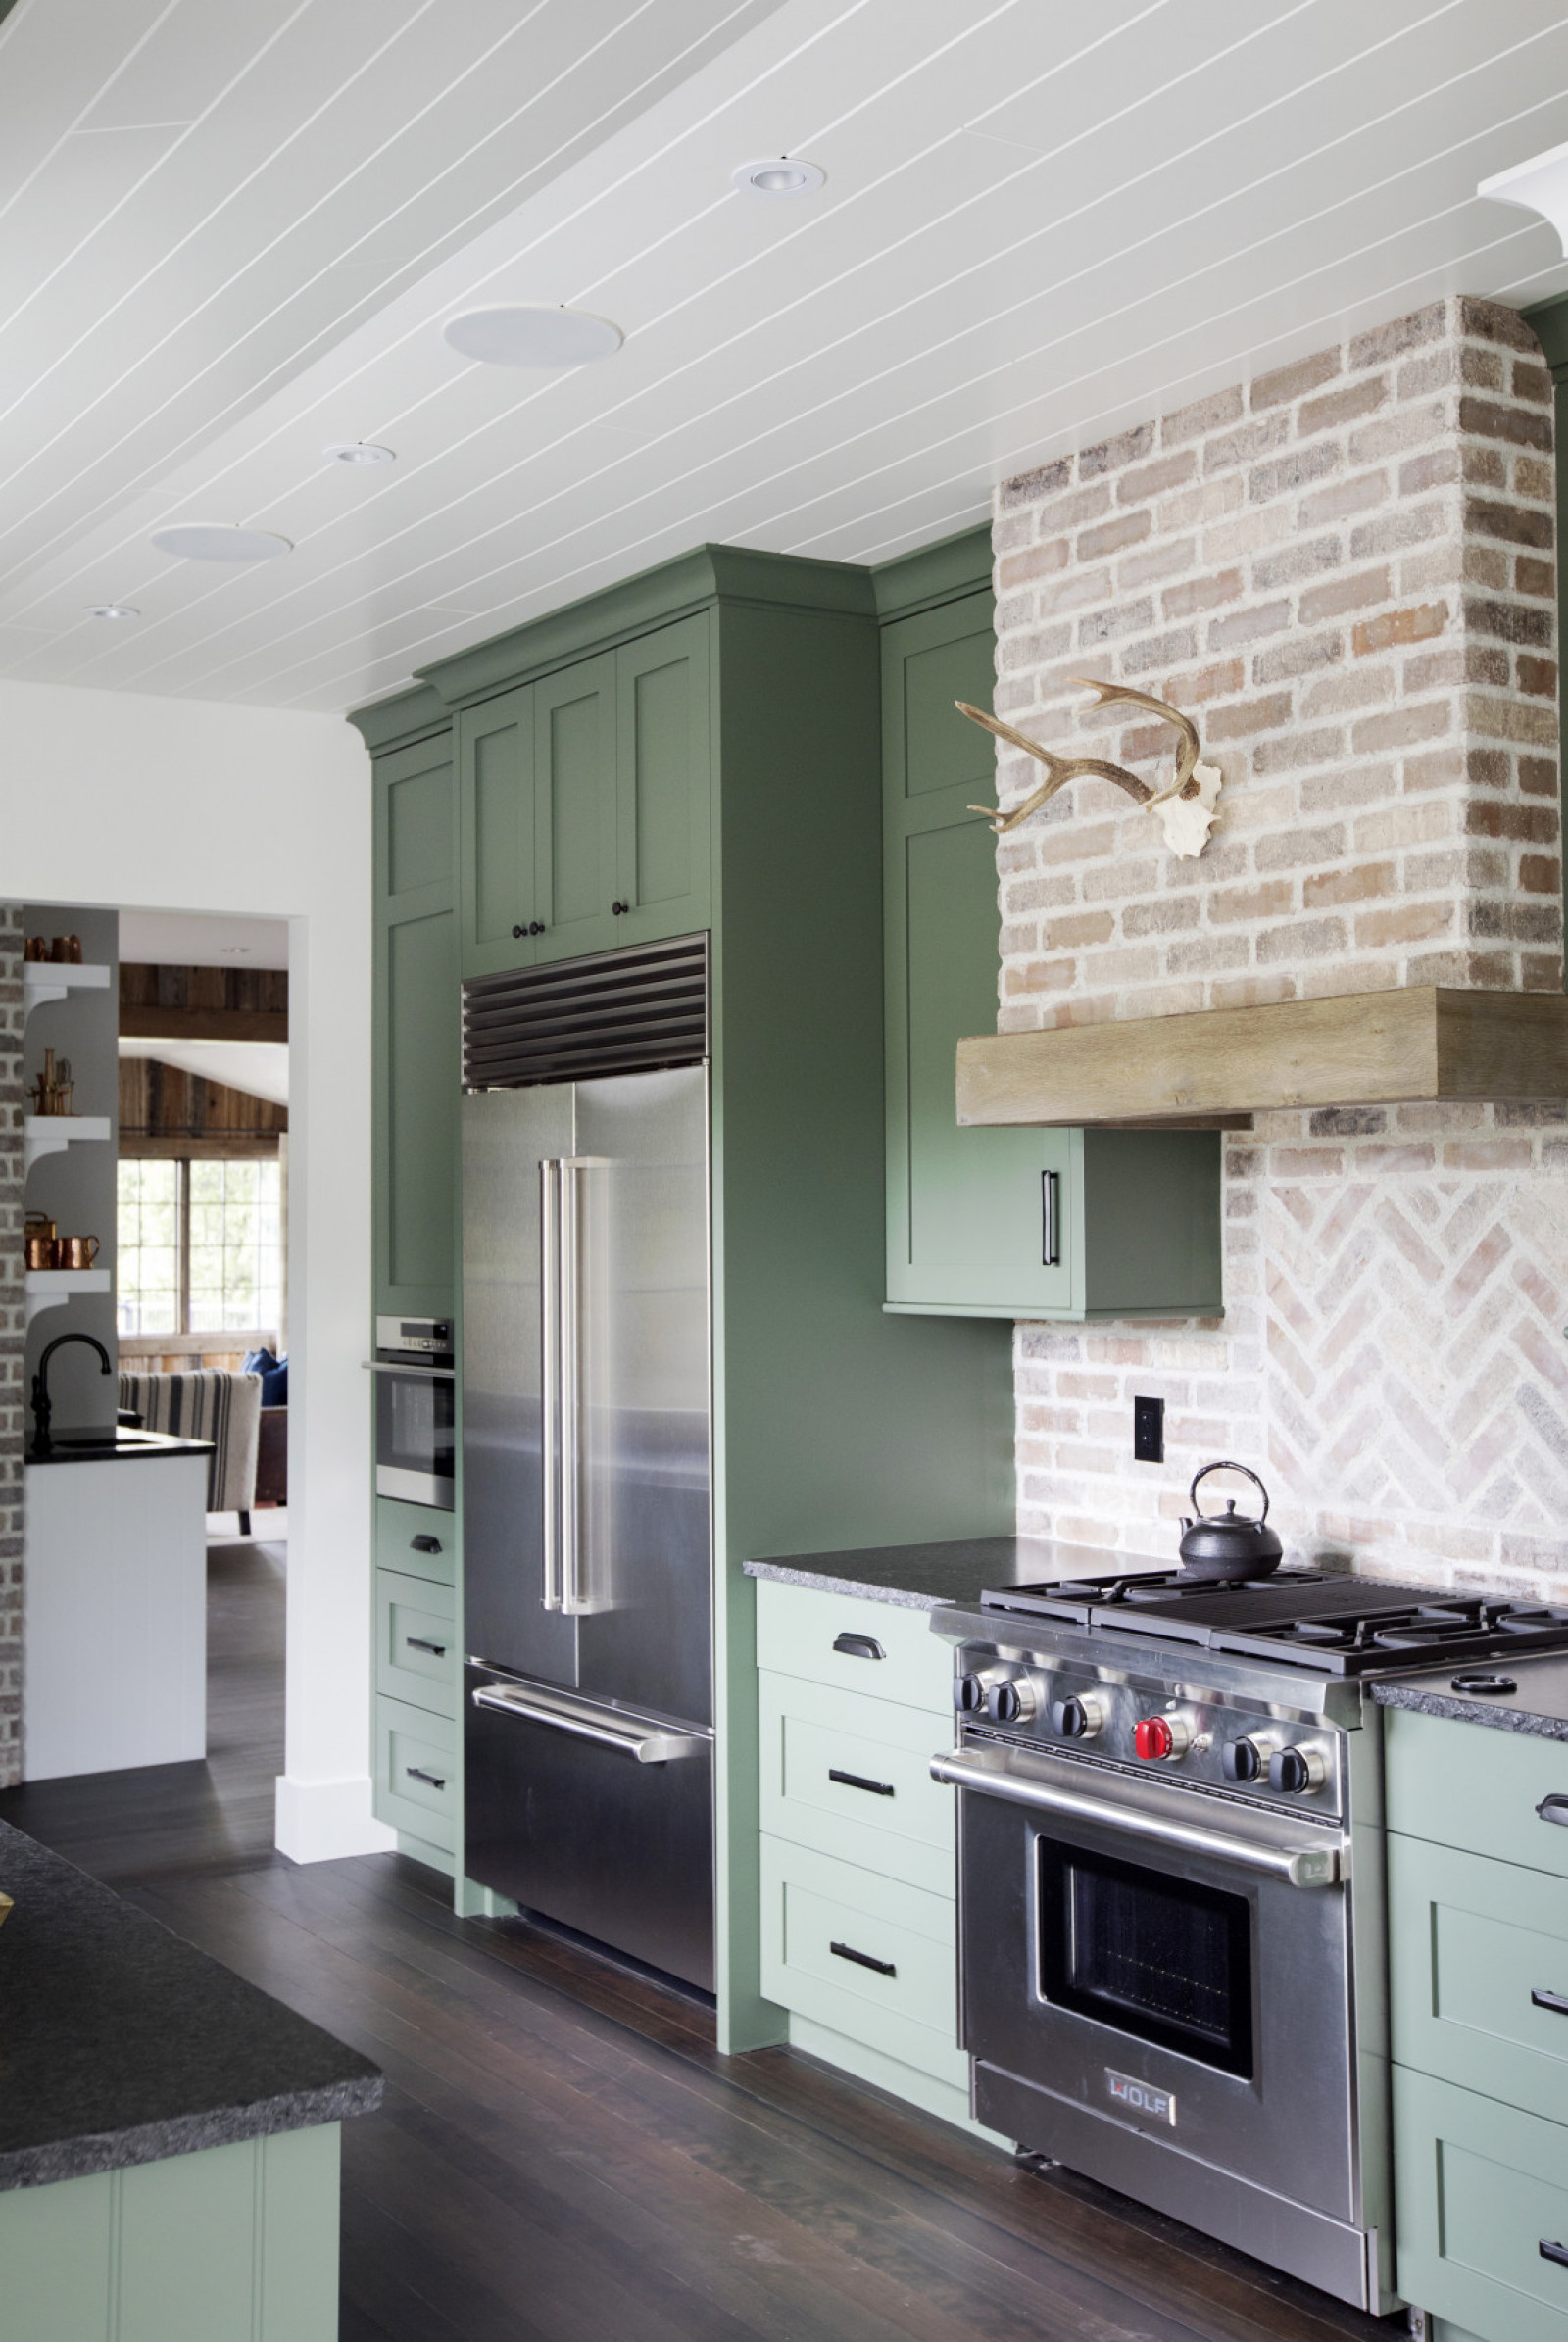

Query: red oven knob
[[1134, 1715, 1190, 1762]]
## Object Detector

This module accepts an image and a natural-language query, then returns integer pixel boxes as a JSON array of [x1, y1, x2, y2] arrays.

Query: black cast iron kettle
[[1177, 1461, 1284, 1584]]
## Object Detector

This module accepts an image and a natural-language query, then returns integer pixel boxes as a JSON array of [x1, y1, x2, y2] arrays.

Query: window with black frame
[[1039, 1838, 1254, 2077]]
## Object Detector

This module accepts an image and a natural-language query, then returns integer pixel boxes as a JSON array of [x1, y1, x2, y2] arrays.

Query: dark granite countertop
[[1373, 1653, 1568, 1741], [25, 1429, 215, 1467], [744, 1534, 1172, 1612], [0, 1821, 382, 2192]]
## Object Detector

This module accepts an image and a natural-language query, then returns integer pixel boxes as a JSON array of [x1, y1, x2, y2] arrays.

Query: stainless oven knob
[[1050, 1692, 1105, 1741], [1221, 1734, 1272, 1783], [955, 1667, 1003, 1715], [987, 1676, 1037, 1725], [1133, 1714, 1191, 1762], [1268, 1744, 1327, 1795]]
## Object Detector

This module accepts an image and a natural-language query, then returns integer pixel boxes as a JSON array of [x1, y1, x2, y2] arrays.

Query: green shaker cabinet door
[[459, 683, 536, 976], [374, 732, 458, 1316], [613, 613, 711, 944], [534, 651, 620, 964], [885, 589, 1072, 1313]]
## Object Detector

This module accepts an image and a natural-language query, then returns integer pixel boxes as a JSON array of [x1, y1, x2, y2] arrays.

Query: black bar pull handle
[[405, 1766, 447, 1790], [829, 1767, 895, 1798], [830, 1939, 896, 1977], [1542, 2239, 1568, 2269], [1533, 1988, 1568, 2016], [411, 1535, 444, 1555], [1042, 1169, 1061, 1267], [406, 1637, 448, 1658], [1537, 1794, 1568, 1827], [832, 1632, 885, 1662]]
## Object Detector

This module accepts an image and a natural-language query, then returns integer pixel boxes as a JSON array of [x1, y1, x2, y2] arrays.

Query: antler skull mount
[[957, 678, 1223, 860]]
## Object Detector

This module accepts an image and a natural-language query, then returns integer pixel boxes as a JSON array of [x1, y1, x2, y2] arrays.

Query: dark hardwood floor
[[0, 1533, 1404, 2342]]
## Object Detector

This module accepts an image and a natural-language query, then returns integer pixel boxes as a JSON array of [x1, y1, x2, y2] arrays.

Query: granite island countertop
[[1373, 1652, 1568, 1742], [0, 1820, 382, 2191], [24, 1428, 216, 1467], [744, 1533, 1172, 1612]]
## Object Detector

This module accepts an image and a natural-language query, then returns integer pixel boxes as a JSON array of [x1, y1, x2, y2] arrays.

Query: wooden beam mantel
[[956, 987, 1568, 1127], [119, 1003, 287, 1044]]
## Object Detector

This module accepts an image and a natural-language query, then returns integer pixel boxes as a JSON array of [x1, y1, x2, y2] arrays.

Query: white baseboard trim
[[273, 1772, 397, 1864]]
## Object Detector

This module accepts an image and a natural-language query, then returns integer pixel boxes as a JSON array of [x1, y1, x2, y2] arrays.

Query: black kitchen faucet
[[30, 1332, 113, 1457]]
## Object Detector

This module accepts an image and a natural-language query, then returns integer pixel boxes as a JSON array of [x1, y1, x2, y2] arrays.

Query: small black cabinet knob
[[612, 900, 628, 915], [529, 920, 545, 935], [512, 924, 525, 939]]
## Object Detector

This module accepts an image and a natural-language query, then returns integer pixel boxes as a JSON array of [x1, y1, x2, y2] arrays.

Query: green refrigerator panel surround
[[880, 544, 1221, 1319], [356, 546, 1017, 2052]]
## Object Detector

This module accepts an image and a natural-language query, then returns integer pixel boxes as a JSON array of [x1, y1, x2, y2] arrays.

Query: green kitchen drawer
[[374, 1570, 458, 1719], [1390, 1831, 1568, 2123], [1386, 1708, 1568, 1885], [373, 1694, 457, 1852], [760, 1834, 965, 2090], [754, 1577, 952, 1714], [759, 1668, 956, 1896], [1394, 2063, 1568, 2340], [374, 1495, 456, 1586]]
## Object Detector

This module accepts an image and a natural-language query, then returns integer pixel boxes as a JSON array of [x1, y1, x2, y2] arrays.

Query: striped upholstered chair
[[117, 1369, 263, 1531]]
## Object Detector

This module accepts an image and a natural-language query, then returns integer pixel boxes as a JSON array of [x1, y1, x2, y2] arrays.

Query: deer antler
[[960, 678, 1203, 831]]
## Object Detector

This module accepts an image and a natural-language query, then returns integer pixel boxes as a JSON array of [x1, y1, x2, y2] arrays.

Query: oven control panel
[[953, 1654, 1343, 1815]]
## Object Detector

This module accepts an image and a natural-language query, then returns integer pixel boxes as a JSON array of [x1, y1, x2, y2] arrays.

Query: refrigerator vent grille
[[463, 935, 709, 1088]]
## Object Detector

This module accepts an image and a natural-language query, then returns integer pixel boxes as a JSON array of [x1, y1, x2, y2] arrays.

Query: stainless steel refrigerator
[[461, 944, 714, 1991]]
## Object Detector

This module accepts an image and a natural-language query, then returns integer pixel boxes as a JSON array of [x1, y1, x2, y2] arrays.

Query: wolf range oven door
[[946, 1743, 1391, 2311]]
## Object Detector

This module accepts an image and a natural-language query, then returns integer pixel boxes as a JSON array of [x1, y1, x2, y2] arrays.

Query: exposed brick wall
[[994, 299, 1568, 1593], [0, 909, 23, 1783], [993, 297, 1561, 1028]]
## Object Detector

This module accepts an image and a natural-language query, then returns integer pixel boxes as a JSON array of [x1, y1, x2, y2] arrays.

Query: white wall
[[3, 677, 393, 1862]]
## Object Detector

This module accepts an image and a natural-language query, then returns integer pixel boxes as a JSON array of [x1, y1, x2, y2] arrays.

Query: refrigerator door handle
[[539, 1158, 563, 1612], [560, 1156, 584, 1615], [470, 1681, 705, 1765]]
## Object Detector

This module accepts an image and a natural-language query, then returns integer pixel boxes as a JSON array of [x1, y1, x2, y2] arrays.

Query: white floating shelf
[[22, 961, 112, 1015], [24, 1267, 111, 1328], [24, 1114, 112, 1174]]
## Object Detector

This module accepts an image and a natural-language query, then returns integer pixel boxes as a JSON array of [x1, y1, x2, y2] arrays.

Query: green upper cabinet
[[370, 722, 459, 1316], [876, 530, 1222, 1320], [456, 618, 710, 978]]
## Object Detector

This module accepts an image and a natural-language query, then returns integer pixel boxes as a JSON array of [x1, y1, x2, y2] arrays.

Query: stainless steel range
[[931, 1561, 1568, 2314]]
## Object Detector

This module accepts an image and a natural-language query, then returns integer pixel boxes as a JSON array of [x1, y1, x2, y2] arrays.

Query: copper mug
[[50, 935, 82, 964], [24, 1215, 56, 1271], [56, 1235, 100, 1270]]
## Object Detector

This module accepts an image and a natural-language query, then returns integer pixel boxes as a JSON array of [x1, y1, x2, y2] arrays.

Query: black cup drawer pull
[[1542, 2239, 1568, 2269], [405, 1636, 448, 1657], [830, 1939, 896, 1978], [1534, 1988, 1568, 2016], [832, 1632, 885, 1662], [411, 1535, 443, 1555], [829, 1767, 895, 1798], [405, 1766, 447, 1790]]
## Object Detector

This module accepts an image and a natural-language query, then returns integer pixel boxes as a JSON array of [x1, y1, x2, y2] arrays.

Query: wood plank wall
[[119, 963, 288, 1156]]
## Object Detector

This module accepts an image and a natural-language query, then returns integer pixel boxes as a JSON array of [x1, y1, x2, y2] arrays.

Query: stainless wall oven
[[370, 1315, 456, 1509]]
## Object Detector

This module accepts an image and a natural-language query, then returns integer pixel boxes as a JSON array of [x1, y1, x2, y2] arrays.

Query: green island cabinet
[[1386, 1705, 1568, 2341], [754, 1575, 1004, 2138], [875, 529, 1222, 1318], [355, 546, 1016, 2043]]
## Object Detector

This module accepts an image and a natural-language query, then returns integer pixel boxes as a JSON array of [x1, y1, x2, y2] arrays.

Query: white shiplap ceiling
[[1, 0, 1565, 713]]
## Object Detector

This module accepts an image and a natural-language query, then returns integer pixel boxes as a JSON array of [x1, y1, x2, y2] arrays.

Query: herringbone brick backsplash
[[995, 297, 1568, 1591]]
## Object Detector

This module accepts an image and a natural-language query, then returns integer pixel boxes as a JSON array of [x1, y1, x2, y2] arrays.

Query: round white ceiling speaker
[[442, 305, 624, 367], [731, 158, 825, 197], [323, 441, 396, 465], [151, 524, 293, 562], [83, 604, 139, 619]]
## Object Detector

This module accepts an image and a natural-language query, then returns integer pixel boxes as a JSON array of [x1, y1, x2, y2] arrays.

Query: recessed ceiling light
[[732, 157, 825, 198], [323, 441, 395, 466], [150, 523, 293, 562], [443, 305, 623, 367], [83, 604, 139, 620]]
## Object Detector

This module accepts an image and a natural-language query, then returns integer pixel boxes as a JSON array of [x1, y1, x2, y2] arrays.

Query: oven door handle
[[929, 1751, 1344, 1888], [362, 1361, 457, 1380]]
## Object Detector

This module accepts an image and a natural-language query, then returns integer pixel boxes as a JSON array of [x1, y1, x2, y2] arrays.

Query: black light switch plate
[[1133, 1395, 1164, 1463]]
